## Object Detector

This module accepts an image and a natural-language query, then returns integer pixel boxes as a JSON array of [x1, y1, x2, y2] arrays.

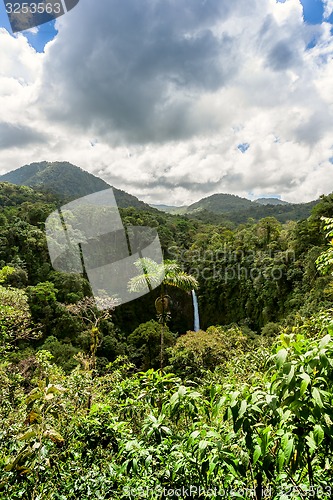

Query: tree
[[66, 297, 117, 372], [26, 282, 58, 335], [0, 285, 40, 356], [128, 258, 198, 369], [316, 217, 333, 273], [65, 296, 117, 409], [316, 217, 333, 298], [168, 325, 248, 378], [128, 320, 175, 370]]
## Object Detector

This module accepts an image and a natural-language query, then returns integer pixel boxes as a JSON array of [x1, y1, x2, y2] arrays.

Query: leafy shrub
[[167, 325, 248, 378], [128, 320, 176, 370]]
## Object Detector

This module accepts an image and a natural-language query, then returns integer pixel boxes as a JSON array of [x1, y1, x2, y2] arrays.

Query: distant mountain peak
[[253, 197, 289, 206], [187, 192, 253, 213], [179, 191, 317, 224]]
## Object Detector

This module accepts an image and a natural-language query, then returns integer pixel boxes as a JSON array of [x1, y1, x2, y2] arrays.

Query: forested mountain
[[219, 199, 317, 224], [0, 161, 151, 210], [188, 193, 254, 212], [184, 193, 317, 224], [151, 193, 318, 224], [0, 162, 320, 223]]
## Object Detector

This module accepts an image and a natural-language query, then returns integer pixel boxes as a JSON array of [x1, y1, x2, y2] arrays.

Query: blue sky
[[277, 0, 333, 24], [22, 21, 57, 52], [0, 0, 333, 205], [0, 1, 57, 51], [301, 0, 333, 23]]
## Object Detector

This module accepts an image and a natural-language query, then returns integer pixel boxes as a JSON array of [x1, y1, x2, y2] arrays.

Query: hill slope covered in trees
[[185, 192, 318, 223], [0, 161, 151, 210]]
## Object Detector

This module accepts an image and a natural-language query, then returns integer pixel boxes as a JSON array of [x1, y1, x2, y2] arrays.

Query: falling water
[[191, 289, 200, 332]]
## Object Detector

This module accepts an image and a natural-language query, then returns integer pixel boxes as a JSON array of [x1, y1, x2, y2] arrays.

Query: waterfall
[[191, 289, 200, 332]]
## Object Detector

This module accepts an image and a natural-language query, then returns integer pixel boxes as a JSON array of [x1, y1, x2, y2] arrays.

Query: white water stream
[[191, 289, 200, 332]]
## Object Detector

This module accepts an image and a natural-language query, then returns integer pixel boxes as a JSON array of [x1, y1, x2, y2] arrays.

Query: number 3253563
[[6, 3, 62, 14]]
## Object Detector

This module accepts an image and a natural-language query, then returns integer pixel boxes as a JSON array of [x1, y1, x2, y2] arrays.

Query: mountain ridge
[[183, 193, 318, 224], [150, 192, 319, 224], [254, 198, 289, 206], [0, 161, 151, 210], [0, 161, 322, 223]]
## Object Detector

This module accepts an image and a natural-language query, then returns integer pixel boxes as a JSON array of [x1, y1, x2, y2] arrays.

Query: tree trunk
[[160, 283, 165, 370], [160, 322, 164, 370]]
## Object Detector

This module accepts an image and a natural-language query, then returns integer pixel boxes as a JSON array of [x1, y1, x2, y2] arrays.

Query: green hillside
[[184, 192, 318, 223], [0, 181, 57, 207], [223, 200, 318, 224], [188, 193, 253, 213], [0, 161, 151, 210]]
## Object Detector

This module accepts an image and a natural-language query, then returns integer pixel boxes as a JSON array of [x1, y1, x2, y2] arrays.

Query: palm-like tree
[[128, 258, 199, 369]]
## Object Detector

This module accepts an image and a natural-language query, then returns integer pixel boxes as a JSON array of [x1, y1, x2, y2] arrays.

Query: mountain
[[228, 200, 318, 224], [187, 193, 253, 213], [183, 192, 318, 224], [0, 162, 321, 223], [0, 161, 151, 210], [254, 198, 289, 206]]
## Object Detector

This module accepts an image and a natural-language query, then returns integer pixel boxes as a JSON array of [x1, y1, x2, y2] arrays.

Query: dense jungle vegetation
[[1, 181, 333, 499]]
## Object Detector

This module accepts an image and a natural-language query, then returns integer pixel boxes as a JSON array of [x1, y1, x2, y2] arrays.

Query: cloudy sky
[[0, 0, 332, 205]]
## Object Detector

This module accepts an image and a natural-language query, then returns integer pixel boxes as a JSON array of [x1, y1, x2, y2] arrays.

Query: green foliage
[[128, 258, 199, 294], [48, 271, 90, 303], [261, 321, 281, 337], [39, 336, 79, 373], [186, 192, 316, 224], [0, 265, 16, 284], [1, 314, 333, 498], [129, 258, 198, 369], [167, 325, 249, 377], [128, 320, 175, 370], [316, 217, 333, 276], [0, 177, 329, 335], [0, 266, 27, 297], [0, 285, 39, 356], [3, 167, 333, 497], [0, 182, 56, 207], [311, 193, 333, 219], [189, 193, 254, 212]]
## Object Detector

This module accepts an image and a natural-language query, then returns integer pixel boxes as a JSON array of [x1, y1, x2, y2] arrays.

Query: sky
[[0, 0, 332, 206]]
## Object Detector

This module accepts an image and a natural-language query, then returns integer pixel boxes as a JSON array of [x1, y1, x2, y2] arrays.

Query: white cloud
[[323, 0, 333, 19], [0, 0, 333, 205]]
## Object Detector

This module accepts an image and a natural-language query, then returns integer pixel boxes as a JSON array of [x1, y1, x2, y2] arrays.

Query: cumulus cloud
[[37, 0, 243, 143], [0, 0, 332, 205]]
